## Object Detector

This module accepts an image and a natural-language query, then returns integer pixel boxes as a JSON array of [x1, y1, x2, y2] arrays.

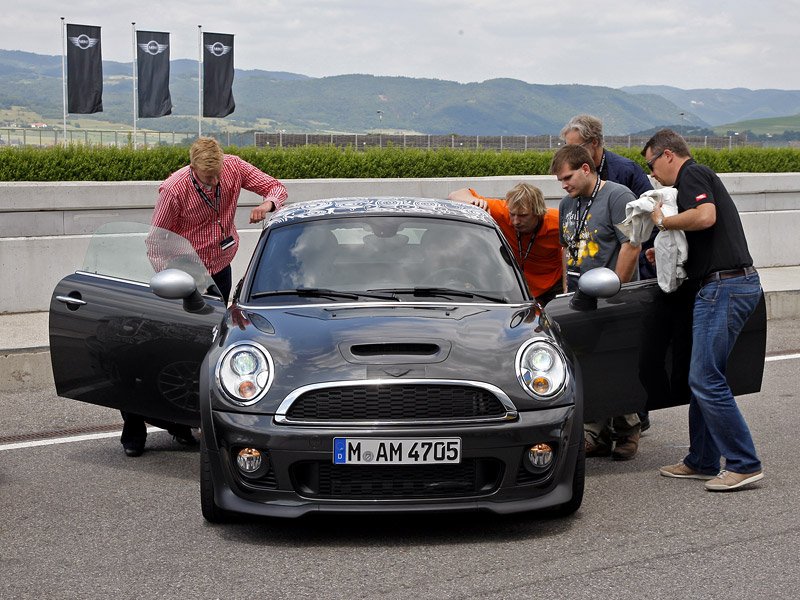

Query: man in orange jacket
[[449, 183, 564, 305]]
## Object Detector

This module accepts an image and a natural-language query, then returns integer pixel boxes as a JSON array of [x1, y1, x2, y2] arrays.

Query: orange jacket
[[469, 189, 563, 298]]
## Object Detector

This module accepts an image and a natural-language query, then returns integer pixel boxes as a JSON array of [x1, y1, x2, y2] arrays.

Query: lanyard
[[190, 173, 226, 239], [515, 218, 543, 265], [568, 175, 602, 262]]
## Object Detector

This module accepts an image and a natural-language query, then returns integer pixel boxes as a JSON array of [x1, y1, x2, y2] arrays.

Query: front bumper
[[203, 404, 580, 518]]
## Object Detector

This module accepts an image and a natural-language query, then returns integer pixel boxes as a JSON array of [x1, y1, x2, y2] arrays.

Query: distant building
[[30, 123, 48, 128]]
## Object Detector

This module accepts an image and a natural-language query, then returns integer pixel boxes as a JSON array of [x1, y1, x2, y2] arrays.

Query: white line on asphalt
[[3, 353, 799, 452], [0, 427, 162, 452], [766, 353, 800, 362]]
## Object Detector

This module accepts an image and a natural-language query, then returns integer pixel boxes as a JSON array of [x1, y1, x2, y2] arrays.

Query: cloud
[[3, 0, 799, 90]]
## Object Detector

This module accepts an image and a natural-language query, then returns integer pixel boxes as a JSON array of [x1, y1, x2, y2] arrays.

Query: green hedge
[[1, 144, 799, 181]]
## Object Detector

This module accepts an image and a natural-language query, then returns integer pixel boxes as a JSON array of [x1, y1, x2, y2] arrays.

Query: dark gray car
[[49, 197, 766, 522]]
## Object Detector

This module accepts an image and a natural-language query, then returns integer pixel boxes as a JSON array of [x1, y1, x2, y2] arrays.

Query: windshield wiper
[[368, 287, 507, 303], [251, 288, 398, 301]]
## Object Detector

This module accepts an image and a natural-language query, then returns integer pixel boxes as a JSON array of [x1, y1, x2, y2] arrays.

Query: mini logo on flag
[[139, 40, 168, 55], [205, 42, 231, 57], [69, 34, 99, 50], [695, 193, 708, 202]]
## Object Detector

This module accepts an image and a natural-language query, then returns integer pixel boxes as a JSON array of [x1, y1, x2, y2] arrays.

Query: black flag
[[136, 30, 172, 118], [203, 32, 235, 118], [66, 23, 103, 114]]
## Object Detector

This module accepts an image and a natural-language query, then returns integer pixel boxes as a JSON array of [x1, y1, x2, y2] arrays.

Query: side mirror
[[150, 268, 209, 313], [570, 267, 621, 311]]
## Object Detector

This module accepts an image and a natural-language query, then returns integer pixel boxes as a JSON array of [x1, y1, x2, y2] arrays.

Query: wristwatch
[[656, 215, 667, 231]]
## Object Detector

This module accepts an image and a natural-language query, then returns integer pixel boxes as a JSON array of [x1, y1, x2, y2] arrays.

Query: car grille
[[283, 384, 509, 423], [291, 459, 503, 499]]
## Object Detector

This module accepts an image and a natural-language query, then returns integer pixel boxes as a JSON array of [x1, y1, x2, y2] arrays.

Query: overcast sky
[[4, 0, 797, 90]]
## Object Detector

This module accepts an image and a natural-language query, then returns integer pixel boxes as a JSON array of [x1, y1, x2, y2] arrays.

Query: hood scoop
[[340, 339, 451, 364]]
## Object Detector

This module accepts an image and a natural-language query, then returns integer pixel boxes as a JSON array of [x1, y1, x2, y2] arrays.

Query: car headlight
[[515, 339, 567, 399], [216, 341, 274, 405]]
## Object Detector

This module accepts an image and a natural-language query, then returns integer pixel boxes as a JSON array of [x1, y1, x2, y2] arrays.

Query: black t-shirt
[[675, 159, 753, 280]]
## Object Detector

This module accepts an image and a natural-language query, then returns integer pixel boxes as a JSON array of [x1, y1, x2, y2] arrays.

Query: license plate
[[333, 437, 461, 465]]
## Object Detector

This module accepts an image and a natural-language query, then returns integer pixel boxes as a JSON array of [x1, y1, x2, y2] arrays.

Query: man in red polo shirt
[[449, 183, 563, 305]]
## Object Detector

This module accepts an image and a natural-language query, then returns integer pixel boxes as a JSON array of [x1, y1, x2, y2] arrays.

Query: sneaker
[[611, 432, 640, 461], [705, 470, 764, 492], [659, 461, 715, 480], [585, 437, 612, 457]]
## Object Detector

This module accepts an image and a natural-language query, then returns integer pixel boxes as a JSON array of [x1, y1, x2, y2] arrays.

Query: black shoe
[[169, 427, 198, 447], [638, 411, 651, 433], [123, 443, 144, 457]]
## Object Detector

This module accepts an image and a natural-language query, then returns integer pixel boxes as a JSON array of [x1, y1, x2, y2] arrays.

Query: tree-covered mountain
[[3, 48, 797, 136], [621, 85, 800, 127]]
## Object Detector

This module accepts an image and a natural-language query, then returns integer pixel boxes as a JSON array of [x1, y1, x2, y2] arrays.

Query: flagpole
[[60, 17, 67, 146], [132, 22, 137, 149], [198, 25, 202, 138]]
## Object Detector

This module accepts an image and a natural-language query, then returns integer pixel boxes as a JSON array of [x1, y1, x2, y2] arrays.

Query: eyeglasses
[[646, 150, 665, 171]]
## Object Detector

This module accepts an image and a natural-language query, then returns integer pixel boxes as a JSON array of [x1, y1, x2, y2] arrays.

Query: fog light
[[526, 443, 554, 471], [236, 448, 263, 473]]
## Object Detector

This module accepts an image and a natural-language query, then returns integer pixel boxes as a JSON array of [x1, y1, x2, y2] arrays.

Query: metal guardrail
[[0, 127, 767, 151]]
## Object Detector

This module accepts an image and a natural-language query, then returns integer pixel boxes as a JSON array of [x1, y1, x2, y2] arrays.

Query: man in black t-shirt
[[642, 129, 764, 492]]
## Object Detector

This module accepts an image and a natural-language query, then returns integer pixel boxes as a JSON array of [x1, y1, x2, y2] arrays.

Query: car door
[[545, 278, 767, 422], [49, 223, 226, 427]]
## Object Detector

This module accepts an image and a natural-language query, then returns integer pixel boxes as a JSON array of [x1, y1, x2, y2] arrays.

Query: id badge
[[220, 236, 235, 250]]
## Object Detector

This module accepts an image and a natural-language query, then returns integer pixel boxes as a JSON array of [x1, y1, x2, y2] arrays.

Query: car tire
[[549, 440, 585, 517], [200, 436, 232, 524]]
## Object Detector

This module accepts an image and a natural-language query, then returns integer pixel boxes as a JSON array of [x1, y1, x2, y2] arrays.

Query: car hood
[[214, 302, 564, 411]]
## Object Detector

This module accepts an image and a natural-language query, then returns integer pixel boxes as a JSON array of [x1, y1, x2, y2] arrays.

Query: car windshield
[[80, 222, 217, 295], [249, 216, 525, 303]]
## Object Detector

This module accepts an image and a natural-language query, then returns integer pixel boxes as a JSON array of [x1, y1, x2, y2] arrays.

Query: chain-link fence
[[0, 127, 766, 151]]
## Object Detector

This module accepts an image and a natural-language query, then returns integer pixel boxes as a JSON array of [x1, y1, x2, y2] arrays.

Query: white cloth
[[616, 188, 688, 293]]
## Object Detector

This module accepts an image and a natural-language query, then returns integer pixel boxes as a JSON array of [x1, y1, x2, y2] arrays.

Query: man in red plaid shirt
[[124, 137, 287, 457], [149, 136, 288, 303]]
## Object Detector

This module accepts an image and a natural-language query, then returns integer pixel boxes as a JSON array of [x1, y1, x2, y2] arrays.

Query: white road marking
[[3, 351, 798, 452], [766, 353, 800, 362], [0, 427, 162, 452]]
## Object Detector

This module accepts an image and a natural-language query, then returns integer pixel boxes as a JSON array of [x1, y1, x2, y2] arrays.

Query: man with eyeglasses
[[642, 129, 764, 492], [550, 144, 642, 461]]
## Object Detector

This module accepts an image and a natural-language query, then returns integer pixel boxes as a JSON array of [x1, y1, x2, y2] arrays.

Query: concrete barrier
[[2, 174, 800, 313]]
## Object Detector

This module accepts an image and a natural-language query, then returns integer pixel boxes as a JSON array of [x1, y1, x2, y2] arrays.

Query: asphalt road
[[2, 320, 799, 600]]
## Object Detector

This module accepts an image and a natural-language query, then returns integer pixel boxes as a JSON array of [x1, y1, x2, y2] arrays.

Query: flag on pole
[[136, 30, 172, 118], [66, 23, 103, 114], [202, 32, 235, 118]]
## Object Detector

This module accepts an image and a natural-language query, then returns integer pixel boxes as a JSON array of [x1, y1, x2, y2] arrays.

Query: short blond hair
[[190, 137, 223, 173], [505, 183, 546, 217]]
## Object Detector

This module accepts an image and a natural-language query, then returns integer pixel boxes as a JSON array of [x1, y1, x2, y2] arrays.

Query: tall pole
[[60, 17, 67, 146], [132, 22, 137, 148], [198, 25, 202, 138]]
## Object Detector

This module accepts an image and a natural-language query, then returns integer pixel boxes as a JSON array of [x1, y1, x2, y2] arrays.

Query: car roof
[[266, 197, 497, 228]]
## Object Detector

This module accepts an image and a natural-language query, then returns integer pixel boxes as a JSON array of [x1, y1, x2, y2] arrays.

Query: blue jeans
[[684, 272, 763, 475]]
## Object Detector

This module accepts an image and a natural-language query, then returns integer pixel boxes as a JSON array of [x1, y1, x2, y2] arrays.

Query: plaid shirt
[[150, 154, 287, 275]]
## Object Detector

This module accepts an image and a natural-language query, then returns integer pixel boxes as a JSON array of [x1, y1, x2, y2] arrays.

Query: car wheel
[[550, 440, 585, 517], [200, 436, 232, 524]]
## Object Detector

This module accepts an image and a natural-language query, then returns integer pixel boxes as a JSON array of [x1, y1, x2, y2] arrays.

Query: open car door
[[49, 223, 226, 427], [545, 277, 767, 422]]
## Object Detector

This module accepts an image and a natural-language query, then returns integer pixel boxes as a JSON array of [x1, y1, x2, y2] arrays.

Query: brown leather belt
[[702, 266, 757, 286]]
